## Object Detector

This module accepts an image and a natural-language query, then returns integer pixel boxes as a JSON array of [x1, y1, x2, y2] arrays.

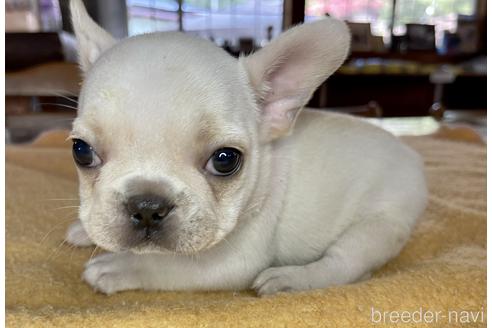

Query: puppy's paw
[[83, 253, 142, 294], [252, 266, 310, 296], [65, 220, 94, 247]]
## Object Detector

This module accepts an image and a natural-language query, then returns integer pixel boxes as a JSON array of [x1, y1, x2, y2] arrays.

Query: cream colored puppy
[[66, 0, 427, 296]]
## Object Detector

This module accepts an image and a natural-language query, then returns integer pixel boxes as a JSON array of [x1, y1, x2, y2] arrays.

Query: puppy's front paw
[[65, 220, 94, 247], [83, 253, 142, 294], [253, 266, 310, 296]]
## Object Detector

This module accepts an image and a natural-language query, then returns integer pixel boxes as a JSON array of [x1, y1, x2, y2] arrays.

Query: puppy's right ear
[[70, 0, 116, 73], [242, 18, 350, 142]]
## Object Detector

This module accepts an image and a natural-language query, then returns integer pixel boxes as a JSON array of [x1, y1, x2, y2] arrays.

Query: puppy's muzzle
[[126, 194, 175, 235]]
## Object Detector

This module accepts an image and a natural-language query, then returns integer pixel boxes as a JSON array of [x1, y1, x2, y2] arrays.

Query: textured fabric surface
[[6, 129, 486, 327]]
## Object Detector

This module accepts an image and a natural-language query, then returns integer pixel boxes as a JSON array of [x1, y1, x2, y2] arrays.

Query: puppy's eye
[[72, 139, 102, 168], [205, 147, 242, 176]]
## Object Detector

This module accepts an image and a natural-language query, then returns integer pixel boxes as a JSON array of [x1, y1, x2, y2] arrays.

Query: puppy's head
[[70, 0, 349, 254]]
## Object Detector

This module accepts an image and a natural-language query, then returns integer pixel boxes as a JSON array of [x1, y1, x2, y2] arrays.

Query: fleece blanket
[[6, 127, 486, 327]]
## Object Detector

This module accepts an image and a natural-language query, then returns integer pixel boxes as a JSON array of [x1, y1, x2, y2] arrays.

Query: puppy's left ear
[[70, 0, 116, 74], [242, 18, 350, 141]]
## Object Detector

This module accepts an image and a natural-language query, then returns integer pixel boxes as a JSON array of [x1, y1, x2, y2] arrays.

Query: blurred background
[[5, 0, 487, 143]]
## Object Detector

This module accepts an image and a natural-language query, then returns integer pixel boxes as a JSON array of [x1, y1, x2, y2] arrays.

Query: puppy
[[66, 0, 427, 296]]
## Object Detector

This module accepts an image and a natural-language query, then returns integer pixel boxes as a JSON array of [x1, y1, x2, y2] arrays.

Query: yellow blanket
[[6, 129, 486, 327]]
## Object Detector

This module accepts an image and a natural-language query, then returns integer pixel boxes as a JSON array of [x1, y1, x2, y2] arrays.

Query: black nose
[[126, 194, 174, 229]]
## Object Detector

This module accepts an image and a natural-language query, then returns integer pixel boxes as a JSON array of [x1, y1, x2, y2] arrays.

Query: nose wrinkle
[[122, 173, 179, 199]]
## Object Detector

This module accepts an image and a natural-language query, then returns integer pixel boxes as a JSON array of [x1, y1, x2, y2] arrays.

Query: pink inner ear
[[263, 48, 308, 104], [260, 53, 312, 138], [263, 97, 304, 137], [245, 18, 351, 139]]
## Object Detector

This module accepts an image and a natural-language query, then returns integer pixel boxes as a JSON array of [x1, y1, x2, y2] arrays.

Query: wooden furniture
[[309, 68, 486, 117], [6, 61, 80, 143]]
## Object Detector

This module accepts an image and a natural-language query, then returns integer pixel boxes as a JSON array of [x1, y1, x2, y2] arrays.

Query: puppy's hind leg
[[253, 213, 414, 296], [65, 220, 94, 247]]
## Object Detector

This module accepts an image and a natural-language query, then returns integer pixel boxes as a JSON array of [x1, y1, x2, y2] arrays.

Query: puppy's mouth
[[123, 217, 179, 252], [123, 225, 219, 255], [87, 200, 220, 255]]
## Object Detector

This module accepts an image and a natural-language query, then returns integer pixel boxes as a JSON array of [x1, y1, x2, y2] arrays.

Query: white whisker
[[47, 239, 68, 260], [51, 205, 80, 211], [48, 90, 79, 105], [88, 246, 100, 262], [36, 103, 78, 110], [43, 198, 79, 202]]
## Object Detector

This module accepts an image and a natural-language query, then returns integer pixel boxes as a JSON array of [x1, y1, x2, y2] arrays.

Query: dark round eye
[[205, 147, 242, 176], [72, 139, 101, 168]]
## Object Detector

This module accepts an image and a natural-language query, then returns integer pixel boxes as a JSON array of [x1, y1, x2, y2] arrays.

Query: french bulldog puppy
[[66, 0, 427, 296]]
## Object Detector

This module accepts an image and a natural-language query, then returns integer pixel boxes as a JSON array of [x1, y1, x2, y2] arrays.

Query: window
[[305, 0, 393, 38], [6, 0, 62, 32], [393, 0, 476, 46], [127, 0, 180, 34], [305, 0, 477, 48], [127, 0, 284, 47]]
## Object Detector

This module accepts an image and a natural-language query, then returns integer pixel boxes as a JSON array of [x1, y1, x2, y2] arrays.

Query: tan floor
[[6, 128, 486, 327]]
